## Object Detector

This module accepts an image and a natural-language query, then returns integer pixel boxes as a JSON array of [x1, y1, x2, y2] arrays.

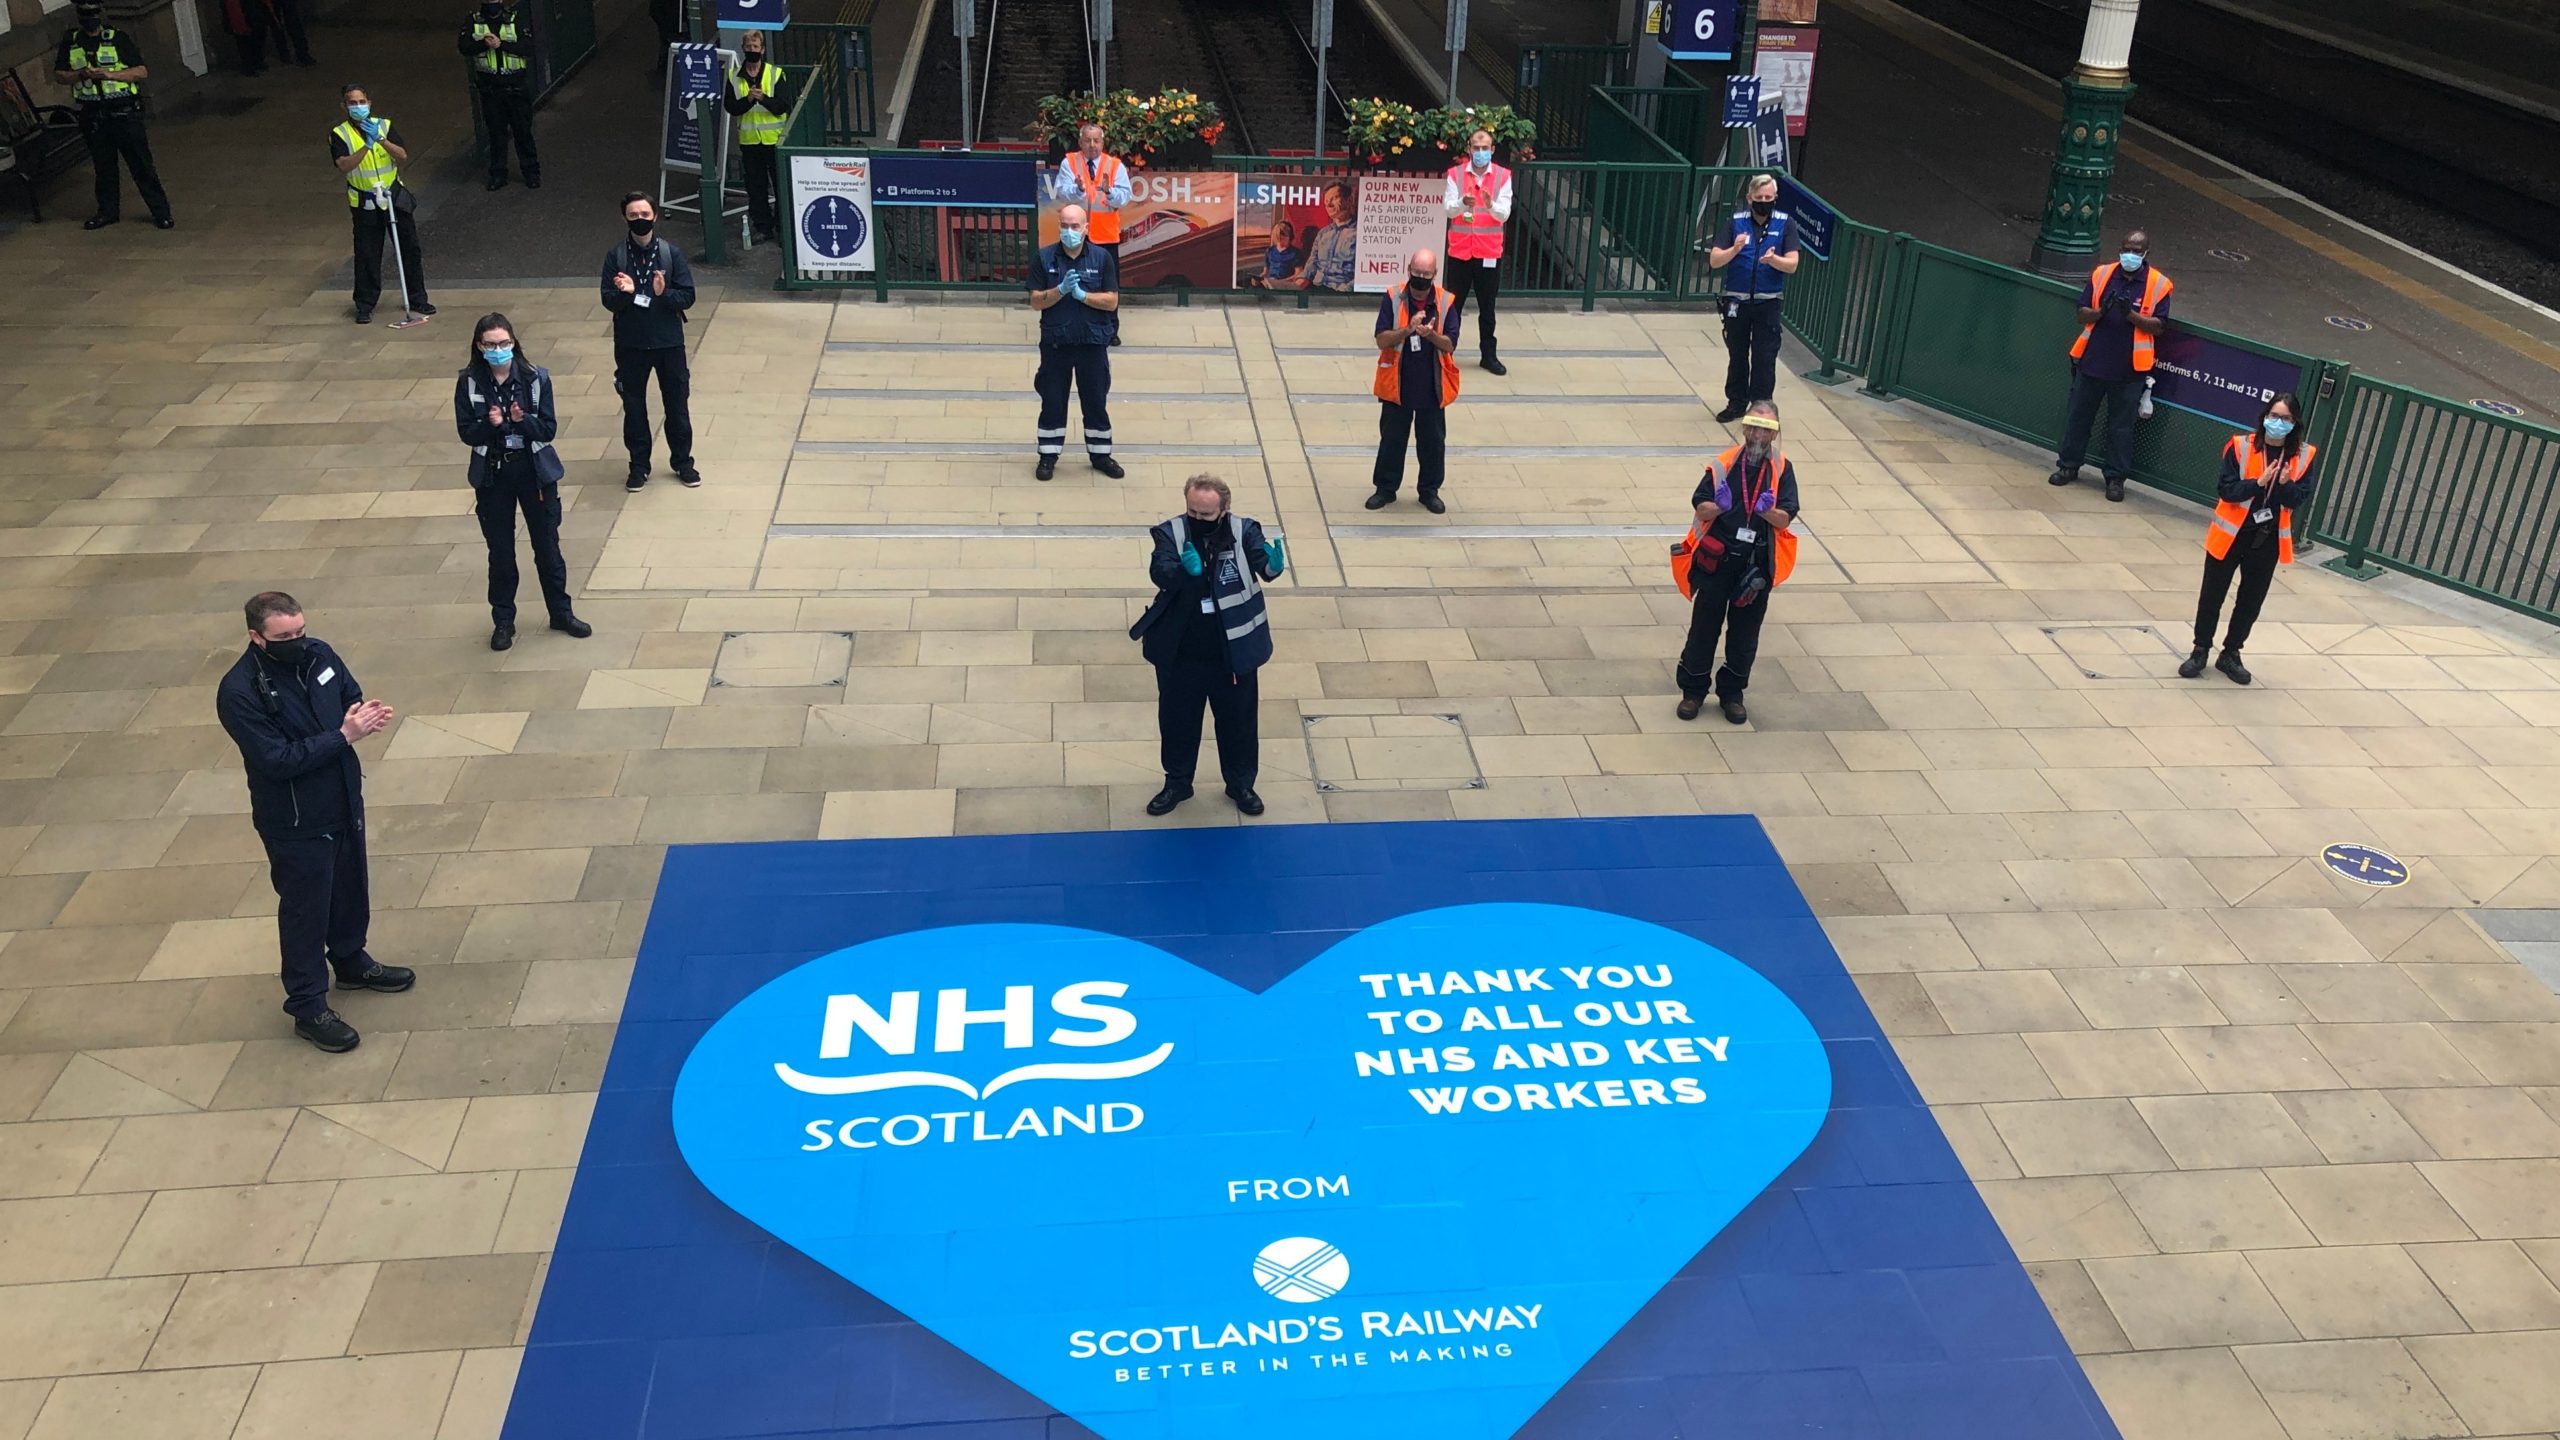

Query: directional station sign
[[1659, 0, 1738, 60]]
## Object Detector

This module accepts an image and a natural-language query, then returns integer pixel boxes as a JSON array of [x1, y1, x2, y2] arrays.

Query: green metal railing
[[775, 21, 877, 141], [1513, 45, 1627, 159], [1781, 217, 1892, 381], [1598, 84, 1719, 166]]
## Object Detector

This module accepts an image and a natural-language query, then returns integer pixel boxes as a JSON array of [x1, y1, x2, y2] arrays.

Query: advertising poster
[[788, 153, 874, 275], [1351, 173, 1447, 294], [1038, 170, 1240, 288], [1758, 0, 1818, 21], [2149, 331, 2308, 429], [1753, 26, 1821, 138], [1236, 173, 1363, 292]]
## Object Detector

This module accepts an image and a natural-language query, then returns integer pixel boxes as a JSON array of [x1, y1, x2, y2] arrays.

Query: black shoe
[[337, 962, 415, 994], [296, 54, 318, 66], [1418, 493, 1446, 515], [2177, 648, 2208, 679], [1035, 455, 1057, 481], [1715, 404, 1745, 423], [2047, 468, 2074, 487], [525, 175, 542, 189], [550, 614, 593, 639], [491, 624, 514, 651], [1481, 354, 1507, 376], [1364, 490, 1395, 510], [153, 217, 175, 230], [1721, 699, 1749, 725], [2216, 651, 2252, 686], [413, 303, 438, 317], [626, 470, 649, 492], [751, 230, 774, 245], [487, 176, 508, 191], [1677, 696, 1704, 721], [83, 215, 119, 230], [1146, 783, 1193, 817], [294, 1009, 360, 1053], [354, 309, 373, 325], [1091, 456, 1125, 479], [1228, 787, 1265, 817], [2104, 478, 2126, 503], [676, 466, 703, 488]]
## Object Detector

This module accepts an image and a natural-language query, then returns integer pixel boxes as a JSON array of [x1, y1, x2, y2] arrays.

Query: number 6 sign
[[1659, 0, 1736, 59]]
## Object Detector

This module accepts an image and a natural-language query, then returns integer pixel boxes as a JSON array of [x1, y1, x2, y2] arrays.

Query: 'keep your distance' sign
[[790, 155, 876, 275]]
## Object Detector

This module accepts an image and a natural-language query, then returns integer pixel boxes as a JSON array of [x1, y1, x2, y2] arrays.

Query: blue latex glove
[[1059, 268, 1084, 300], [1180, 542, 1203, 577], [366, 119, 386, 142], [1265, 537, 1287, 577]]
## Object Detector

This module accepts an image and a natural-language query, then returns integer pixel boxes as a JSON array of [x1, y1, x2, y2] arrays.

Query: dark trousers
[[1158, 657, 1259, 791], [351, 206, 428, 311], [1721, 297, 1783, 406], [1676, 562, 1771, 702], [1034, 342, 1113, 457], [268, 0, 312, 62], [231, 7, 270, 72], [265, 825, 373, 1020], [78, 106, 170, 223], [2194, 540, 2280, 654], [474, 74, 539, 182], [476, 478, 572, 627], [1445, 256, 1500, 358], [1373, 402, 1446, 497], [615, 345, 694, 471], [2058, 369, 2144, 481], [742, 145, 779, 238]]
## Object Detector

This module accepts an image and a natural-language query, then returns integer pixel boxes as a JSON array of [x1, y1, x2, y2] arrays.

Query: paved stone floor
[[11, 70, 2560, 1440]]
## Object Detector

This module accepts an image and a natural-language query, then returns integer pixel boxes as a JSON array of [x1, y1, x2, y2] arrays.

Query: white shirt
[[1443, 165, 1514, 222]]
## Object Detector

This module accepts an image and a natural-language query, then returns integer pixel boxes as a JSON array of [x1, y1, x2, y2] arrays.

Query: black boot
[[2177, 648, 2208, 679], [1146, 782, 1193, 817], [2216, 651, 2252, 686]]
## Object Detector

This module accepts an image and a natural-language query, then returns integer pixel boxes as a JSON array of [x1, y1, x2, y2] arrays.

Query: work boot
[[1720, 699, 1749, 725], [1364, 490, 1395, 510], [1146, 782, 1193, 817], [2177, 648, 2208, 679], [490, 624, 514, 652], [2047, 467, 2074, 487], [1227, 787, 1265, 817], [354, 308, 373, 325], [294, 1009, 360, 1053], [1676, 696, 1704, 722], [1035, 455, 1057, 481], [2104, 477, 2126, 502], [1715, 403, 1746, 423], [1481, 352, 1507, 376], [1091, 455, 1125, 479], [337, 962, 415, 993], [1418, 493, 1446, 515], [550, 614, 593, 639], [2216, 651, 2253, 686]]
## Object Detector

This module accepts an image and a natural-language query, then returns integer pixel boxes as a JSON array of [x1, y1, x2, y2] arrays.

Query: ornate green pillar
[[2028, 0, 2141, 277]]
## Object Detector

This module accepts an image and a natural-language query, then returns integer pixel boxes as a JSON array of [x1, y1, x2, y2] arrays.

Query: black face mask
[[1406, 278, 1431, 294], [627, 217, 655, 238], [1750, 201, 1774, 220], [262, 636, 311, 666]]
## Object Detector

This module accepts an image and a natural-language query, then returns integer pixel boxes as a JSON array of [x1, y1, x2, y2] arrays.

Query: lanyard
[[1731, 454, 1772, 514]]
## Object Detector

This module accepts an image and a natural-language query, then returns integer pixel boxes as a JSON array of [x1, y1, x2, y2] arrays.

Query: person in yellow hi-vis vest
[[330, 86, 435, 326], [2183, 392, 2318, 686], [52, 1, 173, 230], [722, 29, 797, 245], [457, 0, 540, 190]]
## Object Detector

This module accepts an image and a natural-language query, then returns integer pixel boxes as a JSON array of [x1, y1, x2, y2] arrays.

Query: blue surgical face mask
[[346, 103, 370, 121], [1471, 149, 1492, 167], [1059, 228, 1085, 251], [2119, 250, 2145, 271], [482, 346, 514, 367], [2263, 416, 2295, 441]]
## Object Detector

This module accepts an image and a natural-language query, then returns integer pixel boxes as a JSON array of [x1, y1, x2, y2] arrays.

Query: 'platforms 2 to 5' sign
[[1660, 0, 1737, 59]]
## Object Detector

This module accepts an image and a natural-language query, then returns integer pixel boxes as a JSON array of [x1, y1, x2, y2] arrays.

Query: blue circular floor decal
[[2323, 843, 2409, 887]]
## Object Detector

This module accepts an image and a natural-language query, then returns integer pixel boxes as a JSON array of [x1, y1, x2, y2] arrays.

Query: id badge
[[1481, 256, 1498, 268], [504, 434, 525, 449], [2252, 508, 2275, 524], [1724, 298, 1740, 320], [1734, 525, 1759, 544], [632, 292, 652, 308], [1408, 334, 1422, 351], [1198, 598, 1215, 614]]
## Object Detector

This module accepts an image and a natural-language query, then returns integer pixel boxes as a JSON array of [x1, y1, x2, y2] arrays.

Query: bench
[[0, 69, 89, 223]]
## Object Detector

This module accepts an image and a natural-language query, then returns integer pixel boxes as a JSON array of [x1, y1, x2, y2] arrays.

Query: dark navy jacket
[[1134, 514, 1277, 672], [215, 640, 366, 841], [1028, 241, 1121, 347]]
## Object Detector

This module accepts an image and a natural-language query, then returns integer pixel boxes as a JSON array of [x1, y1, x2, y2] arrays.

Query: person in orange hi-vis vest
[[2053, 228, 2172, 503], [1442, 128, 1514, 375], [1674, 401, 1799, 725], [1368, 249, 1462, 514], [2183, 392, 2318, 686], [1050, 123, 1133, 250]]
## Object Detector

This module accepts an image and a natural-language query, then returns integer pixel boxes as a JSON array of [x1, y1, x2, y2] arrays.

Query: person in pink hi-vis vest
[[1442, 128, 1514, 375]]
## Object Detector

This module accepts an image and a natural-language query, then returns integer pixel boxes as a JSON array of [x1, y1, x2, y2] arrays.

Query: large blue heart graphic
[[672, 902, 1830, 1439]]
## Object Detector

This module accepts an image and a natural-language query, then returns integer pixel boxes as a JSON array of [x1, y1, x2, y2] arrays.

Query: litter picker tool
[[374, 181, 429, 330]]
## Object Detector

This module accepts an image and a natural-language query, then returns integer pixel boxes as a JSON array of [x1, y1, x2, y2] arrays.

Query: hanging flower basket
[[1030, 89, 1225, 169]]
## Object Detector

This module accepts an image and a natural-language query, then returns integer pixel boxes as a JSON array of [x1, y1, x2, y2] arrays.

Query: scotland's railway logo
[[1254, 1237, 1349, 1303]]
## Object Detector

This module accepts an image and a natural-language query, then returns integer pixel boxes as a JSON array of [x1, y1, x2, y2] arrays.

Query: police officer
[[2053, 228, 2172, 502], [332, 86, 435, 326], [1675, 401, 1798, 725], [455, 313, 590, 652], [723, 30, 795, 245], [1050, 123, 1132, 257], [1133, 475, 1285, 818], [215, 592, 415, 1054], [459, 0, 540, 191], [2184, 392, 2317, 686], [1369, 248, 1459, 514], [1705, 174, 1798, 423], [53, 1, 173, 231], [603, 193, 702, 491], [1442, 128, 1512, 375], [1027, 203, 1124, 481]]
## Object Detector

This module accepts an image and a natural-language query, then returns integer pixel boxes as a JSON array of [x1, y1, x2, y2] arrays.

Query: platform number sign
[[1660, 0, 1736, 59], [715, 0, 790, 30]]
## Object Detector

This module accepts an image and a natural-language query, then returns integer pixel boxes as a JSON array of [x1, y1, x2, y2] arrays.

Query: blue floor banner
[[504, 817, 2121, 1440]]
